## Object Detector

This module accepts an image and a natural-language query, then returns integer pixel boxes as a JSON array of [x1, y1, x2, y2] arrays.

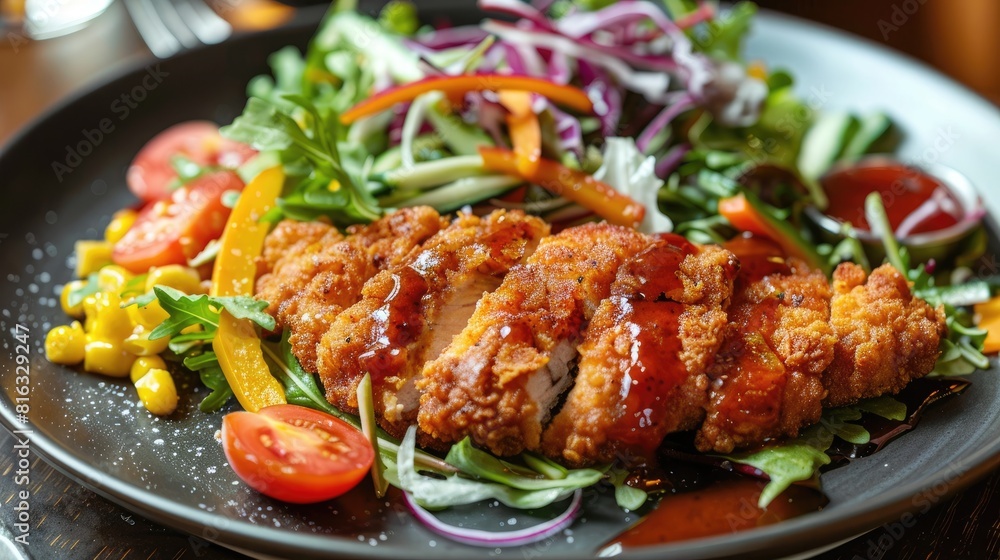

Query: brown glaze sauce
[[605, 474, 828, 547], [606, 234, 695, 455], [723, 233, 790, 283], [710, 234, 795, 437], [709, 333, 788, 434], [357, 266, 428, 381]]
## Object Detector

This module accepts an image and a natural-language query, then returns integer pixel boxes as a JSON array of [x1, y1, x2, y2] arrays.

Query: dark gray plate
[[1, 6, 999, 560]]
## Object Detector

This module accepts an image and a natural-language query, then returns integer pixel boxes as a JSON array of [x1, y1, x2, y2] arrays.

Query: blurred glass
[[1, 0, 113, 40]]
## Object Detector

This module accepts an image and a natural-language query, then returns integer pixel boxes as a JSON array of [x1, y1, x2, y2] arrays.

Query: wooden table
[[2, 2, 999, 559]]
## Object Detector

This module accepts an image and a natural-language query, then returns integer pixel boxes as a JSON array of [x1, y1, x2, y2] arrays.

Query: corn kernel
[[146, 264, 202, 294], [123, 328, 170, 357], [90, 291, 133, 341], [104, 209, 137, 244], [60, 279, 88, 318], [83, 337, 135, 377], [145, 265, 204, 295], [130, 355, 167, 383], [75, 240, 113, 278], [134, 368, 179, 415], [126, 298, 170, 330], [82, 294, 99, 333], [97, 265, 134, 294], [45, 321, 86, 365]]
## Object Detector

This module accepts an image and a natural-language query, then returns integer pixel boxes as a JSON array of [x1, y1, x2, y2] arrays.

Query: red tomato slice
[[127, 121, 256, 203], [112, 170, 243, 273], [221, 405, 374, 504]]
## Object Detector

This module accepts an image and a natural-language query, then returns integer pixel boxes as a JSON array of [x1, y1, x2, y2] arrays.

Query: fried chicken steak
[[255, 209, 948, 467]]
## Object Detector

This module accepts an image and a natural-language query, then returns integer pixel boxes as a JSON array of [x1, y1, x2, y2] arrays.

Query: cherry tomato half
[[221, 405, 374, 504], [126, 121, 256, 203], [112, 170, 243, 273]]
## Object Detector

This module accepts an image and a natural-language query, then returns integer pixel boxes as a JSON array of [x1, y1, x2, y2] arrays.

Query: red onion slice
[[402, 489, 583, 548]]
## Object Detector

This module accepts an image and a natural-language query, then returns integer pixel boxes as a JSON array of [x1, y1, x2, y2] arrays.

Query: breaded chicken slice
[[257, 219, 338, 285], [822, 262, 946, 407], [695, 243, 836, 454], [418, 222, 650, 457], [315, 210, 548, 443], [254, 207, 446, 372], [542, 235, 739, 467], [256, 219, 341, 322]]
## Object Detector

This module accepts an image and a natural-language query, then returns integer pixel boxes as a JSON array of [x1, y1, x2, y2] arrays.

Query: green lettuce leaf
[[394, 427, 589, 510], [144, 286, 275, 340]]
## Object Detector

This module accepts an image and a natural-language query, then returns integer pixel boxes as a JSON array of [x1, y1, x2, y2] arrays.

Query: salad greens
[[394, 427, 604, 510], [726, 397, 907, 508], [222, 96, 381, 223]]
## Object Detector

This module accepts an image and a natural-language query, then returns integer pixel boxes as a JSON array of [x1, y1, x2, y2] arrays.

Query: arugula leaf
[[183, 352, 234, 413], [690, 2, 757, 61], [727, 427, 831, 508], [378, 0, 419, 36], [856, 396, 907, 421], [725, 395, 906, 508], [67, 273, 100, 308], [395, 427, 588, 510], [214, 296, 274, 328], [170, 153, 209, 184], [222, 97, 310, 153], [168, 330, 215, 355], [608, 466, 648, 511], [262, 331, 352, 422], [445, 438, 604, 492], [145, 286, 275, 340], [522, 452, 569, 481], [247, 46, 307, 110], [147, 288, 220, 339], [221, 96, 382, 223], [119, 273, 149, 301], [182, 351, 219, 370], [198, 367, 234, 413]]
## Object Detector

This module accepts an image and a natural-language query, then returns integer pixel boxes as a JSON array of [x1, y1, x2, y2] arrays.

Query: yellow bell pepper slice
[[975, 296, 1000, 354], [211, 166, 287, 412]]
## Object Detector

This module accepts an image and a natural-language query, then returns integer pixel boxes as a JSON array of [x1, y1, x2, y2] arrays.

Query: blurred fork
[[124, 0, 233, 59]]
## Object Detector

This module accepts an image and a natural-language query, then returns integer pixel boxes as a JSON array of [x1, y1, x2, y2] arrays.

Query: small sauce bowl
[[805, 156, 986, 266]]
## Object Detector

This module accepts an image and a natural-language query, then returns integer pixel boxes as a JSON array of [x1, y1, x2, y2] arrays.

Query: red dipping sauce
[[821, 162, 965, 237]]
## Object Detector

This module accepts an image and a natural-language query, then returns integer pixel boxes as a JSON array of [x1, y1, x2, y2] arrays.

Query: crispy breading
[[696, 258, 836, 454], [542, 238, 739, 466], [255, 219, 341, 319], [315, 210, 548, 444], [254, 207, 446, 372], [417, 223, 650, 457], [822, 262, 946, 407]]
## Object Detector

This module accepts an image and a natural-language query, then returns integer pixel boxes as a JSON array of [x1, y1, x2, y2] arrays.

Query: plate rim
[[2, 7, 1000, 560]]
